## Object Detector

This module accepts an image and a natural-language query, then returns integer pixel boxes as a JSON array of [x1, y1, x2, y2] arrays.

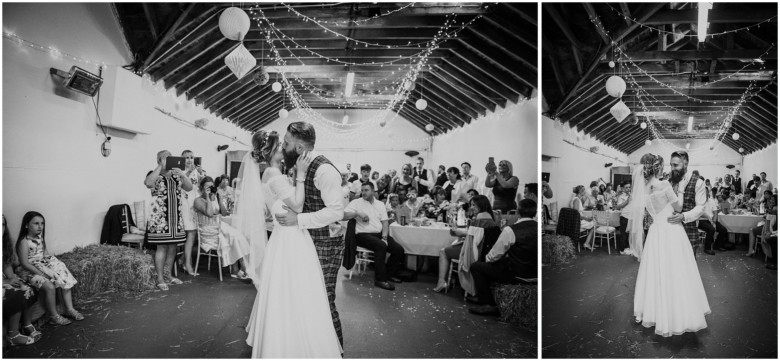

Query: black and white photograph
[[541, 2, 778, 358], [2, 2, 538, 358]]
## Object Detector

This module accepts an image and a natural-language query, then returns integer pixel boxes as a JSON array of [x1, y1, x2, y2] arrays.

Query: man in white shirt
[[350, 163, 376, 200], [758, 172, 774, 202], [345, 183, 406, 291], [469, 199, 537, 316], [460, 162, 480, 194]]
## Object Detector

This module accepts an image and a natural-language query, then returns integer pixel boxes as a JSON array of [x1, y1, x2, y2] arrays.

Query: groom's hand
[[667, 212, 685, 224], [275, 205, 299, 227]]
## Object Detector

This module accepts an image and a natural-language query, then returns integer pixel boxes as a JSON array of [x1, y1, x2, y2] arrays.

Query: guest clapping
[[145, 150, 193, 290], [345, 183, 406, 291], [485, 160, 519, 213]]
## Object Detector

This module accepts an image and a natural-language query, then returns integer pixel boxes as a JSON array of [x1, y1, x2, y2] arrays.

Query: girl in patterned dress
[[15, 211, 82, 326]]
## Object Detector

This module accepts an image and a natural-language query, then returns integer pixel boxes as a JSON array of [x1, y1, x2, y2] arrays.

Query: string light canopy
[[542, 2, 777, 156]]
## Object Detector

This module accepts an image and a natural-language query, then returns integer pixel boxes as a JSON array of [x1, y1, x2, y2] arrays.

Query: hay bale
[[57, 244, 156, 302], [542, 234, 576, 266], [494, 283, 536, 330]]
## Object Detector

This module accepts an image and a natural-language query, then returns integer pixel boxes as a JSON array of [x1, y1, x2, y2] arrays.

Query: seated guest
[[466, 189, 479, 202], [443, 167, 468, 203], [345, 183, 406, 291], [699, 187, 729, 255], [404, 188, 424, 218], [570, 185, 596, 250], [468, 199, 537, 316], [720, 174, 736, 195], [371, 171, 380, 182], [603, 183, 616, 207], [386, 193, 410, 225], [422, 187, 450, 220], [717, 190, 732, 215], [433, 195, 497, 292], [705, 179, 712, 196], [748, 194, 778, 257], [193, 176, 251, 279], [387, 169, 399, 192], [3, 216, 41, 345], [215, 175, 235, 215], [435, 165, 448, 187], [350, 164, 376, 200], [393, 163, 418, 196], [523, 183, 539, 203], [345, 163, 359, 183], [340, 171, 351, 206], [375, 174, 392, 202], [485, 160, 519, 213]]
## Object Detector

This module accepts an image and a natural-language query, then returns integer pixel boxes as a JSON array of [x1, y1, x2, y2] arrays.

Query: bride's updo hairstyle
[[640, 153, 664, 180], [251, 130, 279, 164]]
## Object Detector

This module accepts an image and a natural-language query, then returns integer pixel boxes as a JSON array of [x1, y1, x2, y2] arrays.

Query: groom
[[667, 151, 707, 249], [275, 122, 346, 347]]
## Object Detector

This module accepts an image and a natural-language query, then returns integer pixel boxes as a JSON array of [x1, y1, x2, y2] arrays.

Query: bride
[[630, 153, 710, 337], [235, 130, 342, 358]]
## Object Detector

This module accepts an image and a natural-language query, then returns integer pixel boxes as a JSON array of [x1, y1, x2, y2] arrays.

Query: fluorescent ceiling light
[[688, 116, 694, 132], [344, 72, 355, 97], [697, 2, 713, 42]]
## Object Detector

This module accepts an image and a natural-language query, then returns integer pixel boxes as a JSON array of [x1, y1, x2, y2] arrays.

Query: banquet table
[[718, 213, 764, 243], [581, 210, 621, 227], [389, 223, 458, 257]]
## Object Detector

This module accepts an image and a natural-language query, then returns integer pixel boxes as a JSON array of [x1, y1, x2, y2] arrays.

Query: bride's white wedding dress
[[633, 180, 711, 337], [245, 174, 342, 358]]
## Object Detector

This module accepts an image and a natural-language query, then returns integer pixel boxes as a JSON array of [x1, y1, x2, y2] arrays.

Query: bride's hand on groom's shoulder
[[296, 151, 314, 174]]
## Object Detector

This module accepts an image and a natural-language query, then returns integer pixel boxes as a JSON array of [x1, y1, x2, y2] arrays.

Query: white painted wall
[[430, 99, 538, 197], [627, 139, 743, 184], [743, 143, 779, 191], [2, 3, 252, 254], [541, 116, 628, 216], [260, 108, 431, 175]]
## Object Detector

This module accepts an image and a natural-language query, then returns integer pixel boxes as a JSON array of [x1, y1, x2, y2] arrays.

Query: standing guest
[[571, 185, 596, 250], [15, 212, 83, 325], [181, 150, 206, 277], [747, 174, 759, 198], [345, 183, 406, 291], [719, 174, 735, 195], [393, 163, 418, 196], [388, 169, 399, 192], [434, 165, 448, 187], [375, 175, 392, 202], [468, 199, 537, 316], [144, 150, 193, 290], [3, 216, 41, 345], [443, 167, 467, 203], [714, 177, 723, 191], [485, 160, 520, 213], [541, 180, 554, 221], [371, 171, 380, 182], [413, 157, 436, 197], [460, 162, 481, 195], [758, 172, 774, 202], [705, 179, 713, 196], [216, 175, 235, 215], [733, 170, 743, 194], [339, 171, 351, 207], [345, 163, 358, 183], [350, 164, 376, 200], [616, 182, 632, 253], [748, 194, 778, 257], [433, 195, 497, 292]]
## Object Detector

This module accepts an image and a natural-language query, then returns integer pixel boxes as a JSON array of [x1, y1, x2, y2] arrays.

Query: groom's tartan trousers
[[303, 155, 345, 347]]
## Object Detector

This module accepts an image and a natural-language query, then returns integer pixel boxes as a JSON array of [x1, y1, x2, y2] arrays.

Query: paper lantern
[[416, 99, 428, 110], [739, 147, 744, 153], [271, 81, 282, 92], [610, 100, 631, 122], [732, 132, 740, 140], [219, 7, 251, 41], [224, 44, 256, 79], [608, 61, 616, 68], [425, 124, 434, 132], [254, 69, 269, 86], [645, 139, 652, 146], [278, 109, 289, 119], [640, 121, 647, 129], [605, 76, 626, 98], [403, 79, 414, 91], [724, 121, 731, 128]]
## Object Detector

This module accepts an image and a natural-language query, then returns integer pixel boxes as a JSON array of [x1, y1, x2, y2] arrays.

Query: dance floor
[[3, 266, 534, 358], [542, 244, 777, 358]]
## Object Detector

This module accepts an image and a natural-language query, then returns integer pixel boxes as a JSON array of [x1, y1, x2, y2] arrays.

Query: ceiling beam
[[427, 70, 494, 113], [142, 3, 196, 71], [430, 65, 502, 110], [643, 9, 778, 25], [582, 3, 611, 45], [619, 3, 632, 27], [545, 4, 585, 49], [615, 49, 778, 62], [441, 58, 518, 104], [481, 12, 536, 51], [147, 22, 219, 73], [142, 3, 159, 41], [423, 75, 486, 117], [501, 3, 536, 27], [456, 36, 536, 90], [170, 43, 238, 88]]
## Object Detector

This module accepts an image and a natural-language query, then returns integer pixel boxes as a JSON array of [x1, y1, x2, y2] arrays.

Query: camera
[[209, 185, 218, 194]]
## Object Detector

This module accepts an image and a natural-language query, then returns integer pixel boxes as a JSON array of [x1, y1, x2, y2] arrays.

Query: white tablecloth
[[389, 223, 458, 256], [718, 214, 764, 234], [581, 210, 621, 227]]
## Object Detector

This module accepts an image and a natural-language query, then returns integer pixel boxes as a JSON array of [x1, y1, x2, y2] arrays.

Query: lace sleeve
[[268, 175, 294, 200]]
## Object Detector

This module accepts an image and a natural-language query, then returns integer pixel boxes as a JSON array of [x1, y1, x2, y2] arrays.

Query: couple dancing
[[233, 122, 344, 358], [627, 151, 711, 337]]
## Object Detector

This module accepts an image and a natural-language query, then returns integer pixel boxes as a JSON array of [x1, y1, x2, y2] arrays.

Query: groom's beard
[[670, 168, 686, 184], [282, 147, 300, 171]]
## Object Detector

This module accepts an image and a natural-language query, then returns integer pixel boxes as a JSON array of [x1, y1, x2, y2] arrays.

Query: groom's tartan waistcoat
[[302, 155, 341, 241], [680, 177, 699, 245]]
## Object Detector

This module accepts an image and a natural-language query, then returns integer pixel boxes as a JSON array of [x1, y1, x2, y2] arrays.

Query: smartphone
[[194, 157, 202, 167], [165, 156, 186, 171]]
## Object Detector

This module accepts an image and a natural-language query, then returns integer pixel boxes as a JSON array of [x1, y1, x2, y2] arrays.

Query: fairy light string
[[3, 31, 119, 69]]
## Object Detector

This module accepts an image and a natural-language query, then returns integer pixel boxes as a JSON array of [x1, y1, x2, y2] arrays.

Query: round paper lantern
[[416, 99, 428, 110], [640, 121, 647, 129], [278, 108, 289, 119], [608, 61, 616, 68], [732, 132, 740, 140], [605, 76, 626, 98], [425, 124, 434, 132], [219, 7, 251, 41], [739, 147, 744, 153], [254, 69, 270, 86], [645, 139, 652, 146], [271, 81, 282, 92], [404, 79, 414, 91], [724, 121, 731, 128]]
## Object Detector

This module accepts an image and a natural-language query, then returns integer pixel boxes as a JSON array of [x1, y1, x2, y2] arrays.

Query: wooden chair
[[446, 259, 460, 293], [349, 246, 374, 280], [593, 210, 617, 254], [542, 205, 557, 235], [194, 217, 224, 281]]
